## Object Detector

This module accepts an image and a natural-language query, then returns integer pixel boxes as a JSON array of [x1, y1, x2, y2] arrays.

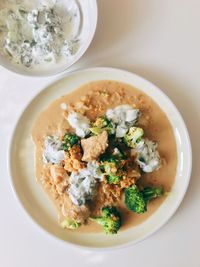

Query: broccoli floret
[[125, 185, 147, 213], [90, 206, 121, 234], [61, 133, 80, 151], [103, 160, 118, 173], [90, 117, 115, 135], [107, 173, 122, 184], [102, 160, 122, 184], [123, 127, 144, 148], [101, 153, 125, 167], [100, 154, 117, 163], [125, 185, 164, 214], [60, 218, 81, 230], [100, 155, 124, 184], [141, 186, 163, 202]]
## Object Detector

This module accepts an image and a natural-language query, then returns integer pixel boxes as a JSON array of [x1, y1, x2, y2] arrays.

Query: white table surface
[[0, 0, 200, 266]]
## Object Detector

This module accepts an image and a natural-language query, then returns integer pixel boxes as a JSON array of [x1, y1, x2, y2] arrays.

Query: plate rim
[[7, 67, 192, 251]]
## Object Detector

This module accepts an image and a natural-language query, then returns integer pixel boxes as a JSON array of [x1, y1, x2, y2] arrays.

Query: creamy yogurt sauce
[[134, 138, 161, 173], [67, 112, 91, 138], [43, 135, 65, 164], [0, 0, 82, 68], [68, 161, 103, 206], [106, 105, 140, 138]]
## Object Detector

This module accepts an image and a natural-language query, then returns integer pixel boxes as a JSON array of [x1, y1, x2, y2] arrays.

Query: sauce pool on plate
[[32, 80, 177, 233]]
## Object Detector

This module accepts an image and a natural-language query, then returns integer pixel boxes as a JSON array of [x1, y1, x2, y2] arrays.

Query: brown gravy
[[32, 80, 177, 233]]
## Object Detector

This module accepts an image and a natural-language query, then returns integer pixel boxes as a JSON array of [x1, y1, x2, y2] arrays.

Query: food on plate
[[32, 80, 177, 234], [90, 206, 121, 234], [0, 0, 81, 68], [124, 185, 163, 214]]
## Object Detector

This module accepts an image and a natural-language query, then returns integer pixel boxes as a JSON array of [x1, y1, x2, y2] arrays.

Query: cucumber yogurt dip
[[0, 0, 82, 68]]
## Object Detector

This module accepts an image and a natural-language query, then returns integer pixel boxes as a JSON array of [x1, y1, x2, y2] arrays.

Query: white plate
[[0, 0, 97, 77], [8, 67, 192, 250]]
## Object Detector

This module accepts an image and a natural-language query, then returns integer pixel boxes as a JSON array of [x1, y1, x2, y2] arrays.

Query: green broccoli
[[125, 185, 147, 213], [90, 117, 115, 135], [100, 154, 117, 163], [100, 154, 124, 184], [102, 160, 122, 184], [107, 173, 122, 184], [60, 218, 81, 230], [90, 206, 121, 234], [103, 160, 118, 173], [61, 133, 80, 151], [141, 186, 163, 202], [125, 185, 164, 214], [123, 127, 144, 148], [101, 152, 126, 167]]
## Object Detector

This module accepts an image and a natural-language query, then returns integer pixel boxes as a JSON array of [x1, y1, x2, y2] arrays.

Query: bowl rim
[[0, 0, 98, 77], [7, 67, 192, 251]]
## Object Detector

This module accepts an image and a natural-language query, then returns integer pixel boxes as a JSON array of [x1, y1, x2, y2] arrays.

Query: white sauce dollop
[[106, 105, 139, 138], [134, 138, 161, 173], [68, 161, 103, 206], [67, 112, 90, 138], [43, 136, 65, 164]]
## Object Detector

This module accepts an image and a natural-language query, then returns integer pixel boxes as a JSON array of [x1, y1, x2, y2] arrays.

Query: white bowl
[[8, 67, 192, 250], [0, 0, 97, 77]]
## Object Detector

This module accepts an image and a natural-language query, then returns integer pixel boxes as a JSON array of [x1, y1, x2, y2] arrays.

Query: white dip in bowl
[[0, 0, 97, 76]]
